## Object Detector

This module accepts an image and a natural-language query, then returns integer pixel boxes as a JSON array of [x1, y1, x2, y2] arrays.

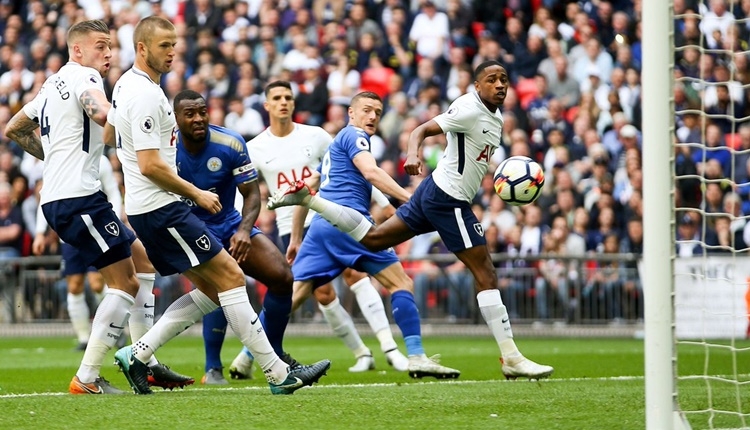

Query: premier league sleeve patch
[[140, 116, 154, 133], [446, 106, 458, 116], [88, 74, 99, 84]]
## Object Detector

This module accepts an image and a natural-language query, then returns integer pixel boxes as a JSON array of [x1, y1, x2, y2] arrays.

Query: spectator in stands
[[676, 212, 718, 257], [700, 0, 735, 49], [705, 83, 743, 135], [574, 38, 614, 87], [295, 60, 328, 127], [583, 232, 623, 321], [545, 55, 581, 109], [404, 57, 442, 106], [380, 19, 415, 79], [224, 97, 265, 140], [346, 2, 383, 51], [408, 0, 449, 65], [692, 123, 732, 178], [326, 55, 361, 107], [0, 180, 23, 260]]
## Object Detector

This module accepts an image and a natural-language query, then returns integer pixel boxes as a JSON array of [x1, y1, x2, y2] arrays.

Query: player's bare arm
[[404, 120, 444, 176], [79, 89, 111, 127], [103, 122, 116, 147], [353, 151, 411, 203], [136, 148, 222, 214], [5, 110, 44, 160], [229, 180, 261, 263]]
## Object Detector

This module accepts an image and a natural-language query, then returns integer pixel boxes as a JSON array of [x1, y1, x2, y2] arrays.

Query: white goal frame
[[642, 1, 690, 429]]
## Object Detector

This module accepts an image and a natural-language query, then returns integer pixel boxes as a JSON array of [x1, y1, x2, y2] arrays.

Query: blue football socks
[[391, 290, 425, 356], [202, 308, 227, 372], [260, 292, 292, 356]]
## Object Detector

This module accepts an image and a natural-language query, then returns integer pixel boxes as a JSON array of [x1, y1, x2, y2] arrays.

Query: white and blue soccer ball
[[493, 156, 545, 206]]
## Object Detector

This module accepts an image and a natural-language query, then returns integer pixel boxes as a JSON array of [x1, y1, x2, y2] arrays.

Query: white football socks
[[67, 292, 91, 344], [308, 195, 372, 242], [350, 277, 399, 353], [320, 297, 370, 358], [218, 287, 288, 385], [76, 288, 134, 383], [133, 289, 216, 365], [129, 273, 157, 366], [477, 289, 521, 360]]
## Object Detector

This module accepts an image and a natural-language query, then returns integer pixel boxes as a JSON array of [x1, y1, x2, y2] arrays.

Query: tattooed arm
[[80, 88, 111, 127], [5, 110, 44, 161]]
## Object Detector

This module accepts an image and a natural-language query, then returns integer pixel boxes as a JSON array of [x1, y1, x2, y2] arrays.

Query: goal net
[[646, 1, 750, 429]]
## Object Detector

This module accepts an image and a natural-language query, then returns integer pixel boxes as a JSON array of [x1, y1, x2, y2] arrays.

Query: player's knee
[[66, 275, 85, 294], [314, 284, 337, 305], [342, 269, 366, 286], [268, 269, 294, 295]]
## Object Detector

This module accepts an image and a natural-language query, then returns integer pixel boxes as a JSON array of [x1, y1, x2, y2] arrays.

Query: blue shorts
[[60, 243, 97, 277], [292, 217, 398, 288], [206, 217, 263, 250], [42, 191, 134, 270], [128, 202, 223, 276], [396, 175, 486, 253]]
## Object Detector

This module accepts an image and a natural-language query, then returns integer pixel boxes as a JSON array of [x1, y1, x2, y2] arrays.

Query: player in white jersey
[[4, 19, 183, 395], [32, 156, 119, 351], [106, 16, 329, 395], [229, 81, 408, 376], [269, 61, 554, 380]]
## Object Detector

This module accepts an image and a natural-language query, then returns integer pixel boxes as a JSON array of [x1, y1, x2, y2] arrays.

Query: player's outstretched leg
[[478, 289, 554, 380], [217, 286, 330, 394], [114, 289, 213, 394], [269, 181, 373, 242], [390, 290, 460, 379], [348, 275, 408, 371]]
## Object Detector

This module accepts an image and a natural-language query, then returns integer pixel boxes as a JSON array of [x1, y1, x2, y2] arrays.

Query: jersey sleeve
[[433, 98, 478, 134], [342, 128, 372, 161], [229, 133, 258, 186], [22, 91, 41, 123], [71, 66, 105, 101], [314, 127, 333, 162], [130, 90, 165, 151]]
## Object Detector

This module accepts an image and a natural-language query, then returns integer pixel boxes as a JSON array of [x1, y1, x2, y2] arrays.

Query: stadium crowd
[[0, 0, 744, 323]]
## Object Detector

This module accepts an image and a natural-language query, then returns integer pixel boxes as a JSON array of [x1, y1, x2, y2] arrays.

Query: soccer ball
[[493, 156, 545, 206]]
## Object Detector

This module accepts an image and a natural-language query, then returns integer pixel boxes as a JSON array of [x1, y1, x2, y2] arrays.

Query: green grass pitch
[[0, 335, 747, 430]]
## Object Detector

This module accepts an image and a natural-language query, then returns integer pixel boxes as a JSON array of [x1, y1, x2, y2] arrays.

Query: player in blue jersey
[[173, 89, 304, 384], [284, 91, 460, 379], [108, 17, 329, 395], [271, 62, 554, 380]]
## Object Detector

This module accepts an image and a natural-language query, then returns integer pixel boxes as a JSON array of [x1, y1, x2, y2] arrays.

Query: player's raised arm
[[404, 120, 444, 176], [352, 151, 411, 203], [5, 110, 44, 160]]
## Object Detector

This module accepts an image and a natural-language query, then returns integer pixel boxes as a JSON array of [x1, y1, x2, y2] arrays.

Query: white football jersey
[[108, 67, 179, 215], [23, 62, 106, 205], [432, 92, 504, 203], [246, 123, 331, 236]]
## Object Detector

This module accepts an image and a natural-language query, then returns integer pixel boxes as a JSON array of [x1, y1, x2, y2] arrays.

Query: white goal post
[[642, 1, 690, 429]]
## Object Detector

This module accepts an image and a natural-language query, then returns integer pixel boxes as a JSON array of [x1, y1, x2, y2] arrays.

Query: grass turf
[[0, 336, 747, 430]]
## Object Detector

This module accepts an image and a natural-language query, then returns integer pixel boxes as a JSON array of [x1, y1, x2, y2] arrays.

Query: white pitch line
[[3, 374, 748, 399], [0, 376, 642, 399]]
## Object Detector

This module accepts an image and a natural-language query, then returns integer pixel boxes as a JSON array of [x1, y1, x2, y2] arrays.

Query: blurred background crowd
[[0, 0, 746, 324]]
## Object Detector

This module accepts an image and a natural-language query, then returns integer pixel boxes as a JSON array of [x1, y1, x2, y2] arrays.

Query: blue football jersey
[[318, 125, 373, 215], [176, 124, 258, 239]]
